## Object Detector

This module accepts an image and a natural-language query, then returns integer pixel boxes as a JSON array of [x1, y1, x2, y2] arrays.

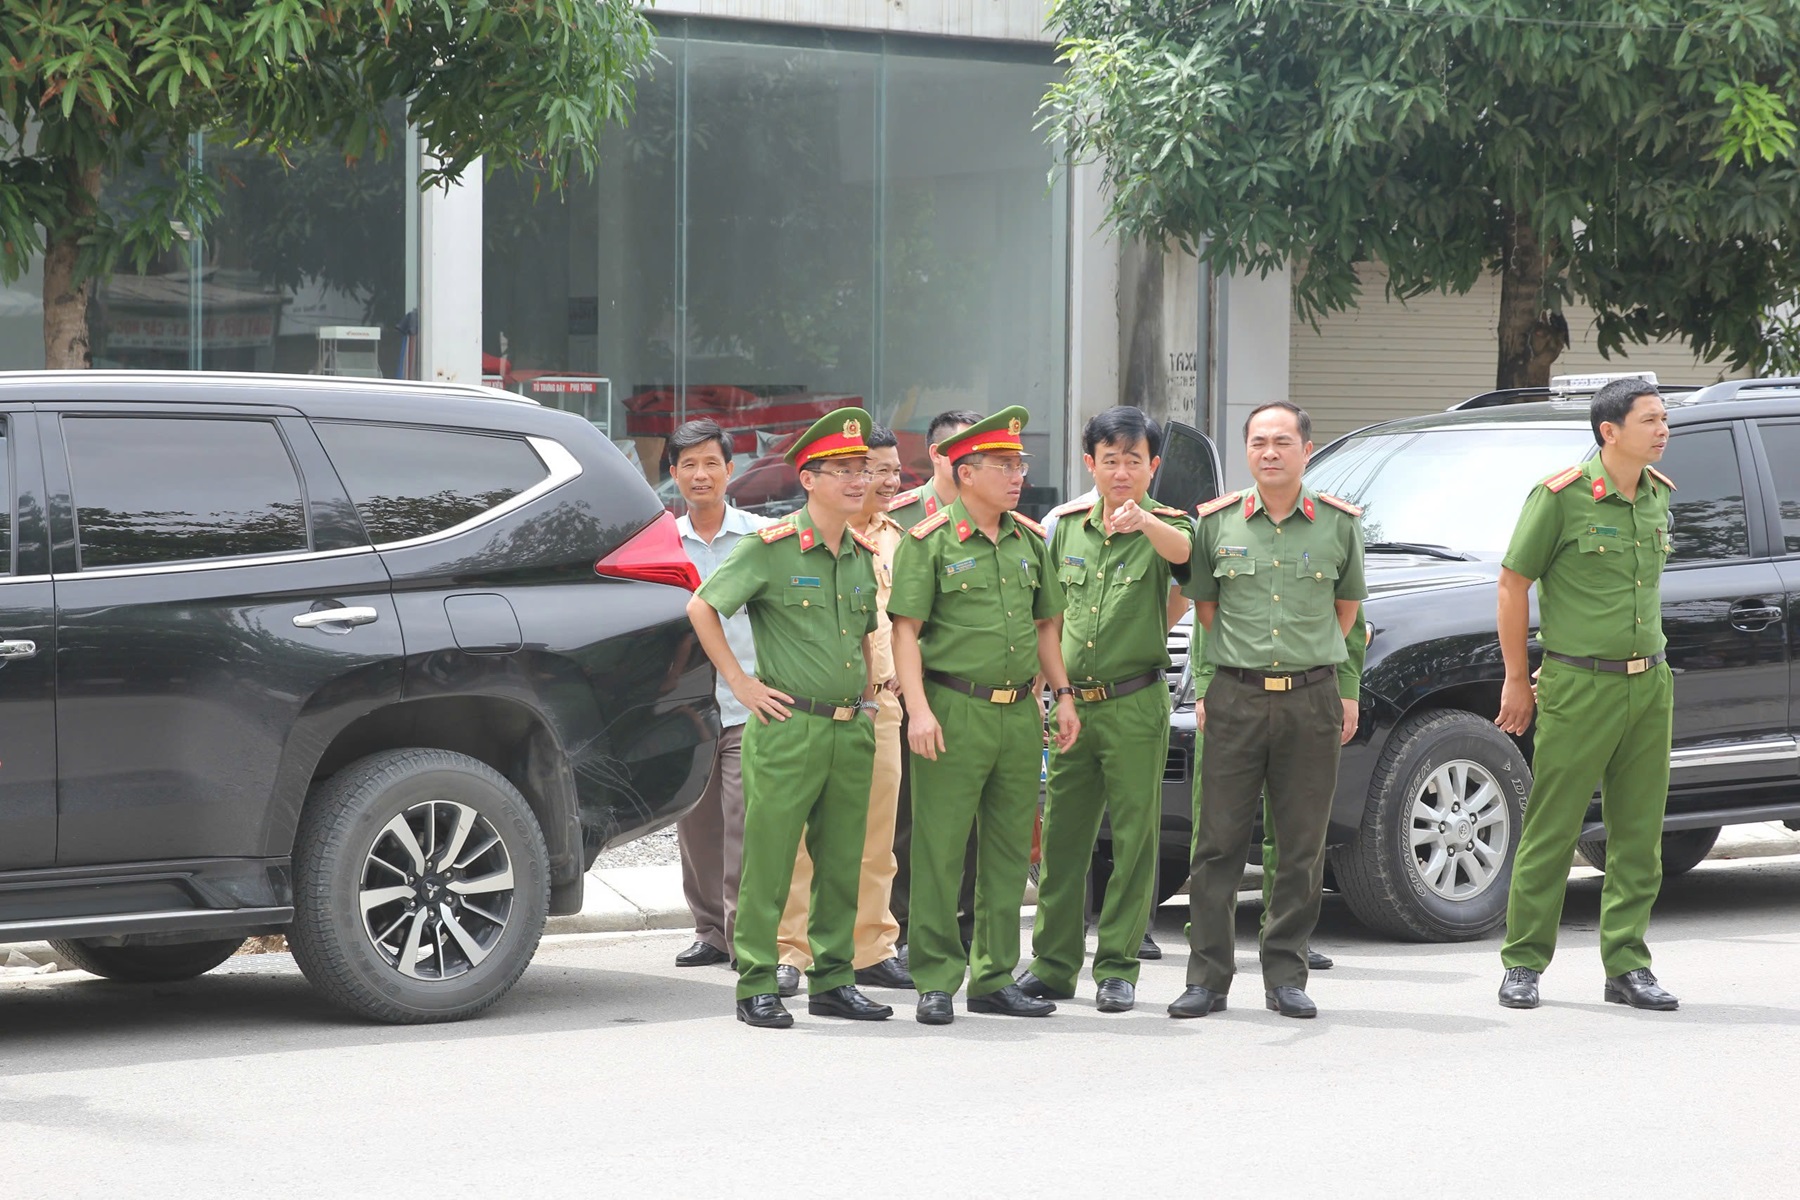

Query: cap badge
[[843, 417, 862, 439], [1007, 417, 1022, 435]]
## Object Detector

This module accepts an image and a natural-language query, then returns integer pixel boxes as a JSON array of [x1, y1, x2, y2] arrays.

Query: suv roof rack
[[1684, 376, 1800, 405], [0, 369, 539, 406]]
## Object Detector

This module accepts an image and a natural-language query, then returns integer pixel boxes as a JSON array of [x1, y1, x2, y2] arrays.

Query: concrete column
[[1066, 159, 1119, 484], [419, 164, 484, 384], [1217, 263, 1292, 491]]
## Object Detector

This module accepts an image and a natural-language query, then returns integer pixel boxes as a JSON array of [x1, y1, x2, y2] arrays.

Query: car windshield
[[1306, 425, 1595, 556]]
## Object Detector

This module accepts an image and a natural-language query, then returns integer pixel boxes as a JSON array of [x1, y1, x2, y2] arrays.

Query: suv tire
[[46, 937, 246, 982], [1332, 709, 1529, 941], [1576, 825, 1720, 878], [289, 748, 550, 1024]]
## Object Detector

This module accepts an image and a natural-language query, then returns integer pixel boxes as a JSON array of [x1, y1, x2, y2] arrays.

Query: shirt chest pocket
[[1577, 529, 1625, 558], [1295, 559, 1339, 586], [939, 564, 990, 594], [840, 588, 874, 621], [784, 584, 826, 609], [1213, 558, 1255, 582], [1058, 564, 1087, 592]]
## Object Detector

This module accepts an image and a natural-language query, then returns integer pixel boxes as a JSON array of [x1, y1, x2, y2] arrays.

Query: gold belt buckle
[[1625, 657, 1649, 675], [1263, 675, 1293, 692], [830, 705, 857, 721], [988, 688, 1018, 704], [1078, 685, 1109, 703]]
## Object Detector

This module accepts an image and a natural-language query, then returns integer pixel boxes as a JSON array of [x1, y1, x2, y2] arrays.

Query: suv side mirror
[[1150, 421, 1222, 513]]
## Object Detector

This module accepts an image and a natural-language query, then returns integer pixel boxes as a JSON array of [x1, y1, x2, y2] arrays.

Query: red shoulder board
[[1194, 490, 1241, 519], [909, 510, 951, 540], [759, 522, 798, 543], [1318, 493, 1362, 518], [849, 526, 879, 554], [1542, 466, 1585, 493], [1013, 512, 1046, 538], [1648, 466, 1677, 491], [1046, 497, 1095, 520]]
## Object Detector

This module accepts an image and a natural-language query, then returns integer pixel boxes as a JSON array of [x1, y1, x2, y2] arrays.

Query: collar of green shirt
[[947, 495, 1029, 543], [1581, 454, 1669, 504], [1241, 484, 1323, 523]]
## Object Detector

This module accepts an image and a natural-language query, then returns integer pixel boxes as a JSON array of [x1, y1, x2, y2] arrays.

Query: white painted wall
[[418, 168, 483, 384], [1217, 264, 1293, 490], [1066, 159, 1119, 484], [651, 0, 1057, 41]]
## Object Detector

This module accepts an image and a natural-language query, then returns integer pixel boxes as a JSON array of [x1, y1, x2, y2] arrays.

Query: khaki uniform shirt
[[1050, 495, 1193, 685], [1186, 485, 1368, 673], [888, 497, 1064, 690], [697, 506, 881, 705], [1501, 456, 1674, 660], [860, 510, 905, 685]]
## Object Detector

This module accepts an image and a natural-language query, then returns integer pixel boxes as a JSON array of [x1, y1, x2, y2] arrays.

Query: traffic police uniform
[[887, 407, 1065, 1000], [1027, 494, 1192, 995], [1500, 456, 1676, 980], [1183, 485, 1366, 997], [695, 410, 883, 1004]]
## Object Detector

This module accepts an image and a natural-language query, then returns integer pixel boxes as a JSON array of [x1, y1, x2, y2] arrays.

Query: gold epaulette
[[849, 526, 879, 554], [1151, 505, 1186, 518], [1046, 497, 1095, 520], [1648, 466, 1677, 491], [1013, 512, 1046, 537], [909, 510, 951, 539], [887, 487, 923, 512], [758, 522, 798, 543], [1194, 490, 1242, 518], [1318, 492, 1363, 518], [1543, 466, 1585, 493]]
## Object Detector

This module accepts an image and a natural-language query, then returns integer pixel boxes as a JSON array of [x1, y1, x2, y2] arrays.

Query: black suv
[[1151, 377, 1800, 942], [0, 372, 717, 1021]]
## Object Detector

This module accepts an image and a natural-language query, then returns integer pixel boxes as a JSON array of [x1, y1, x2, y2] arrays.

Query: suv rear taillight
[[595, 511, 702, 591]]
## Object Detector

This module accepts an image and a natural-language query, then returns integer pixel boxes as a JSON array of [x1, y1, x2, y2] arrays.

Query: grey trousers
[[1185, 671, 1341, 992], [677, 723, 747, 954]]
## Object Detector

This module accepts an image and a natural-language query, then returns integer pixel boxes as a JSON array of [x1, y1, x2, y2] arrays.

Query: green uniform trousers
[[734, 710, 875, 1001], [1190, 731, 1281, 913], [907, 681, 1042, 997], [1186, 671, 1342, 992], [1030, 684, 1170, 991], [1502, 657, 1673, 977]]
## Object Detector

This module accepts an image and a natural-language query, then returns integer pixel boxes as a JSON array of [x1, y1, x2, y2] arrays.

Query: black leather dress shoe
[[1167, 985, 1227, 1018], [808, 984, 893, 1021], [1014, 970, 1075, 1001], [1307, 947, 1334, 971], [1498, 966, 1541, 1009], [1095, 978, 1135, 1013], [1138, 933, 1162, 960], [967, 983, 1056, 1017], [1265, 986, 1317, 1018], [676, 940, 730, 968], [854, 957, 915, 989], [916, 991, 954, 1026], [736, 994, 793, 1028], [1605, 968, 1679, 1011], [775, 964, 802, 998]]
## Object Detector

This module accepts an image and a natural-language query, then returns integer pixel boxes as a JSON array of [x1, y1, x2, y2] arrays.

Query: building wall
[[653, 0, 1056, 41]]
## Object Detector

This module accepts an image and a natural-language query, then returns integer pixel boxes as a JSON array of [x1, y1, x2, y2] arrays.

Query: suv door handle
[[293, 607, 380, 630], [0, 639, 38, 660], [1729, 601, 1784, 631]]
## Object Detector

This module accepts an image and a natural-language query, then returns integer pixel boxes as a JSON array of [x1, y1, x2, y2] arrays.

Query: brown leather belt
[[1070, 669, 1165, 703], [1219, 664, 1336, 693], [925, 670, 1036, 704], [786, 695, 862, 721], [1545, 650, 1667, 675]]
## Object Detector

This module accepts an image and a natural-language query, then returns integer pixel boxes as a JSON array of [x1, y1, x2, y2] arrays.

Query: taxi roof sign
[[1549, 371, 1657, 394]]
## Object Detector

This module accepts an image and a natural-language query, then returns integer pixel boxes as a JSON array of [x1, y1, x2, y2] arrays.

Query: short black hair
[[927, 409, 983, 445], [1243, 400, 1312, 444], [1590, 377, 1660, 443], [868, 423, 898, 450], [666, 419, 732, 470], [1083, 405, 1163, 458]]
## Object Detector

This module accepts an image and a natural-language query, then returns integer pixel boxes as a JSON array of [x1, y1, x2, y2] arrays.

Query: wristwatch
[[1052, 686, 1075, 699], [858, 700, 880, 715]]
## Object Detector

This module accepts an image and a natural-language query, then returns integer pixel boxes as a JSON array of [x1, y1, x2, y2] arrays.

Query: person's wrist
[[1052, 685, 1075, 699]]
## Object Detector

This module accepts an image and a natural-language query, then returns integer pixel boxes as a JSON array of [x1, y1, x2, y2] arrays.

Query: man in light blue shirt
[[670, 419, 772, 969]]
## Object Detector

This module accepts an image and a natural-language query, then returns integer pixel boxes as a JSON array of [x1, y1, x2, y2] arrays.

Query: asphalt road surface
[[4, 855, 1798, 1198]]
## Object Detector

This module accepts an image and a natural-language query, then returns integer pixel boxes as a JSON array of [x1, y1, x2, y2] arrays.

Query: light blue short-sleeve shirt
[[678, 504, 772, 729]]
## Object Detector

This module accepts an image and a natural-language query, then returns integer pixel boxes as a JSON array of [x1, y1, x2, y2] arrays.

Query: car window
[[0, 417, 10, 573], [1659, 427, 1750, 564], [65, 417, 308, 569], [314, 422, 549, 544], [1754, 422, 1800, 555]]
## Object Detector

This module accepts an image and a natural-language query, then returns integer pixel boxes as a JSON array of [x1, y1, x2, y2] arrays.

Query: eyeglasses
[[971, 457, 1031, 478], [813, 467, 876, 481]]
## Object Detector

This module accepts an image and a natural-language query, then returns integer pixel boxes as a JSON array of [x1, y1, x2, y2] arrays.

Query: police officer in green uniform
[[889, 406, 1081, 1026], [1016, 406, 1191, 1014], [687, 408, 891, 1029], [1495, 377, 1680, 1012], [1170, 400, 1365, 1021]]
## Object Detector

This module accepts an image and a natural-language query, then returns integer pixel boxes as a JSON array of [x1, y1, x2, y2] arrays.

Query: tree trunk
[[42, 161, 104, 370], [1495, 207, 1569, 390]]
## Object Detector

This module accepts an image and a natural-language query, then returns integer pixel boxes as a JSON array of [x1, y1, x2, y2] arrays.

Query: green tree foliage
[[0, 0, 654, 367], [1046, 0, 1800, 387]]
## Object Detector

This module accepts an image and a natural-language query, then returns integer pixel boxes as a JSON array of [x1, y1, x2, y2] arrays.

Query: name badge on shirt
[[789, 576, 821, 587], [1061, 554, 1085, 566], [945, 558, 977, 576], [1587, 525, 1619, 537], [1217, 546, 1249, 558]]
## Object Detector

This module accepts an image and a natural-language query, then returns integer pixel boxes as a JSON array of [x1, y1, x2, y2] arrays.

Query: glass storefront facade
[[483, 19, 1069, 514]]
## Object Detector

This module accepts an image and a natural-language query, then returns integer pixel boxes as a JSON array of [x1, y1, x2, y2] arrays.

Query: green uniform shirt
[[1050, 495, 1193, 684], [697, 505, 880, 704], [1185, 485, 1368, 673], [1501, 455, 1673, 660], [885, 482, 952, 534], [888, 497, 1064, 688]]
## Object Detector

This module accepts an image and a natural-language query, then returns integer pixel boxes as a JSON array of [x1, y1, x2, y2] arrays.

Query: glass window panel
[[66, 417, 307, 567], [1756, 422, 1800, 555], [314, 421, 549, 543], [0, 417, 10, 571], [1660, 427, 1750, 563]]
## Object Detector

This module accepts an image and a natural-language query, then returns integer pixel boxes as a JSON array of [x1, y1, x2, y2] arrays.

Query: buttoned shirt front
[[697, 506, 880, 706], [1501, 455, 1673, 660], [1186, 485, 1367, 673], [888, 497, 1064, 689], [678, 504, 771, 728], [1052, 494, 1192, 684]]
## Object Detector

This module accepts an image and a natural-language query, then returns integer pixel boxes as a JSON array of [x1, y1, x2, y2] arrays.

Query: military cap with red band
[[938, 404, 1030, 463], [786, 406, 875, 468]]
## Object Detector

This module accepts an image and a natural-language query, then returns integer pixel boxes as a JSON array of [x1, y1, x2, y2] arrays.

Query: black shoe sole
[[677, 951, 730, 968], [967, 997, 1056, 1017], [1095, 997, 1135, 1013], [809, 1001, 893, 1021], [1137, 945, 1162, 961], [736, 1010, 794, 1029], [1603, 987, 1679, 1011], [916, 1008, 954, 1026], [1498, 991, 1540, 1009], [1166, 996, 1227, 1019], [1265, 996, 1317, 1018]]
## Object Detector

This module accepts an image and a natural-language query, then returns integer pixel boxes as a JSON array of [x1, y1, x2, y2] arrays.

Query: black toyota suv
[[0, 372, 717, 1021], [1148, 376, 1800, 942]]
